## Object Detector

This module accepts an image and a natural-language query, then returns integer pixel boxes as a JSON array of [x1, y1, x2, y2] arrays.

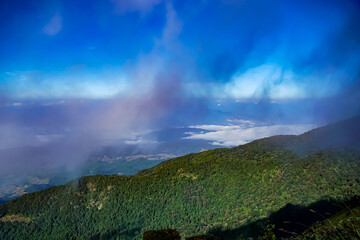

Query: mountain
[[0, 129, 216, 204], [0, 157, 163, 205], [0, 116, 360, 239], [258, 115, 360, 151]]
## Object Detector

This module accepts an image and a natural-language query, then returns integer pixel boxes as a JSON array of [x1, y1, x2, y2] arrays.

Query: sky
[[0, 0, 360, 172]]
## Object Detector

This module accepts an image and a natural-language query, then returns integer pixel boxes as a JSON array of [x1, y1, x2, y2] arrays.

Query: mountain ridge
[[0, 116, 360, 239]]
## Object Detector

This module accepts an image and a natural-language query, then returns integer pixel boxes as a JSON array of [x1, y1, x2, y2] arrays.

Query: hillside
[[0, 116, 360, 239], [0, 128, 215, 204], [298, 196, 360, 239]]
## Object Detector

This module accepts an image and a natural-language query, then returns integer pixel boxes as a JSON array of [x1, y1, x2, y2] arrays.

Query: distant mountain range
[[0, 116, 359, 239]]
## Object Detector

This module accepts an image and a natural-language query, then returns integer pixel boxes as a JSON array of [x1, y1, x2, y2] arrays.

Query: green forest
[[0, 117, 360, 239]]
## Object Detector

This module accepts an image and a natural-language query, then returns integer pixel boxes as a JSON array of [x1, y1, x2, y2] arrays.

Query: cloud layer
[[184, 120, 315, 146]]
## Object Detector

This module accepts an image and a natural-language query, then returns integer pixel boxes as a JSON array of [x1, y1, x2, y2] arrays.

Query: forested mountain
[[0, 116, 360, 239], [0, 131, 215, 204]]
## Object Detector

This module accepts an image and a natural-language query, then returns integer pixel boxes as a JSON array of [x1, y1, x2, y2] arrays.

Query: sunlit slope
[[0, 116, 360, 240]]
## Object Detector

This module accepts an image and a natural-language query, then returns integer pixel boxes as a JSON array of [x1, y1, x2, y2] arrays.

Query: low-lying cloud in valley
[[184, 120, 316, 146]]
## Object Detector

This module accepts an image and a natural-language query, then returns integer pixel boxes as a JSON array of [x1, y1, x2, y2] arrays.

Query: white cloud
[[43, 12, 62, 36], [183, 120, 315, 146], [3, 70, 130, 99], [226, 119, 256, 126], [223, 64, 307, 99]]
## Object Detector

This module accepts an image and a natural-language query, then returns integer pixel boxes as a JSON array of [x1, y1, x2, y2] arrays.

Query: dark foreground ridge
[[209, 195, 360, 239], [143, 229, 180, 240], [143, 196, 360, 239], [143, 229, 221, 240], [0, 116, 360, 239]]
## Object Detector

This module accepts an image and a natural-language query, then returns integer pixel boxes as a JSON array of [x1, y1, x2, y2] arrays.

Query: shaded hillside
[[298, 196, 360, 239], [0, 116, 360, 239], [256, 115, 360, 152], [208, 196, 360, 239]]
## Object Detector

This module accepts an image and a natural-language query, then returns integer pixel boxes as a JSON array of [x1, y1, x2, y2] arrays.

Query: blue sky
[[1, 0, 359, 99], [0, 0, 359, 156]]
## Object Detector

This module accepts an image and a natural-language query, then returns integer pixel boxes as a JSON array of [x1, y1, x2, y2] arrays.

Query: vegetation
[[297, 196, 360, 239], [0, 116, 359, 239], [0, 156, 164, 204], [143, 229, 180, 240]]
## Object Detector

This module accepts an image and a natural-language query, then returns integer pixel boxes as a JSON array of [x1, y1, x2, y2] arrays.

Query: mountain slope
[[298, 196, 360, 239], [0, 127, 215, 204], [0, 116, 360, 239]]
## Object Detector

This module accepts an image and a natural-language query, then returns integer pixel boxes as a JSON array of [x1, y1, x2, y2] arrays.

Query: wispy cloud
[[110, 0, 161, 14], [184, 120, 315, 146], [43, 12, 62, 36], [157, 2, 182, 50]]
